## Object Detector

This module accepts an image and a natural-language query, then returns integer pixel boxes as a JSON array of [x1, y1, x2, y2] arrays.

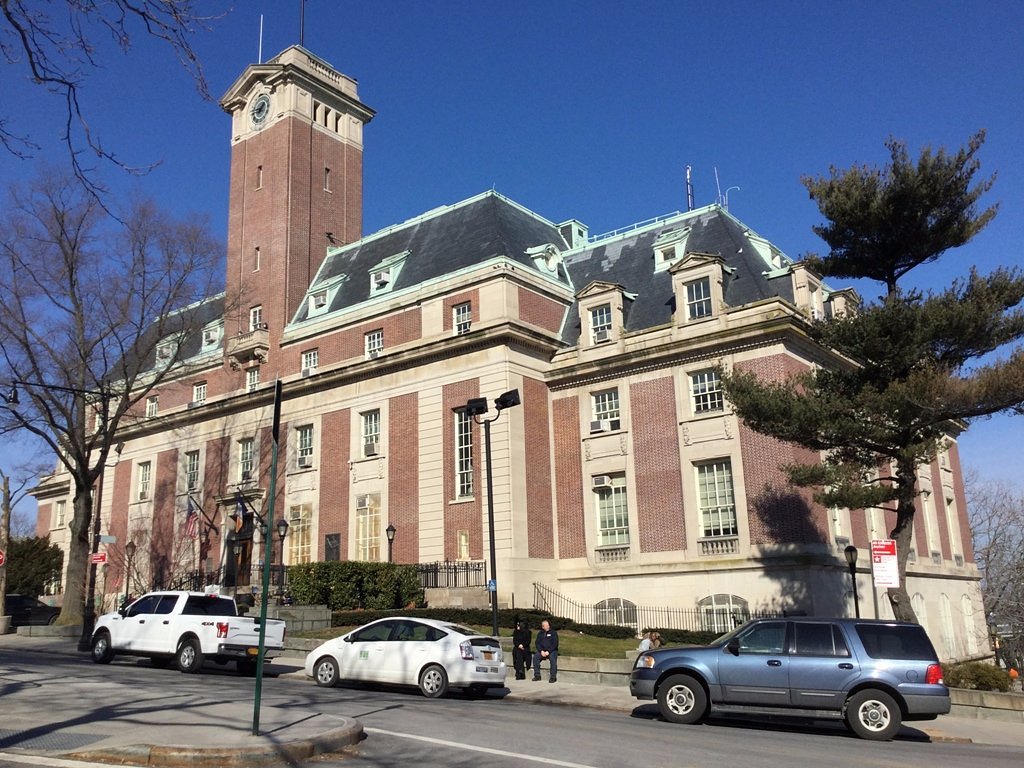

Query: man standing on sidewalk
[[532, 620, 558, 683]]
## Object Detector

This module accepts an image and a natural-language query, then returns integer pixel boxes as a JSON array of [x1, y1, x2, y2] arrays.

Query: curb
[[69, 721, 363, 767]]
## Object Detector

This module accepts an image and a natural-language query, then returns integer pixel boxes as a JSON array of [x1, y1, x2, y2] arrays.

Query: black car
[[5, 594, 61, 627]]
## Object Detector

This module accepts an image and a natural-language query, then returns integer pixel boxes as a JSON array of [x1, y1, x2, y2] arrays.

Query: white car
[[304, 616, 506, 697]]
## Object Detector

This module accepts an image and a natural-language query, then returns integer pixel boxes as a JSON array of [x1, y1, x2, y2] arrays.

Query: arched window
[[912, 592, 928, 627], [594, 597, 637, 627], [698, 594, 749, 633], [939, 593, 957, 660], [961, 594, 978, 656]]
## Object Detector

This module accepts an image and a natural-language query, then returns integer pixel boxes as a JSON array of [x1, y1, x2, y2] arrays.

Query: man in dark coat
[[532, 619, 559, 683], [512, 618, 532, 680]]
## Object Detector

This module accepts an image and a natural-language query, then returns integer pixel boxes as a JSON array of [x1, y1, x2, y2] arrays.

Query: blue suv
[[630, 618, 950, 740]]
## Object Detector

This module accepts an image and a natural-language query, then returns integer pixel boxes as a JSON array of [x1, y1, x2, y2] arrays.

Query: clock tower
[[219, 46, 375, 372]]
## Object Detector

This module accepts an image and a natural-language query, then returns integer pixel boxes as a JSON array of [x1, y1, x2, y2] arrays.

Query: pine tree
[[722, 132, 1024, 622]]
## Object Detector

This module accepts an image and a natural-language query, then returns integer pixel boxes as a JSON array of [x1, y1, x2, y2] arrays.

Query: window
[[246, 367, 260, 392], [55, 499, 66, 528], [455, 410, 473, 498], [453, 302, 472, 335], [355, 494, 381, 562], [137, 462, 151, 501], [302, 349, 319, 373], [697, 460, 738, 538], [792, 622, 850, 657], [685, 277, 713, 320], [591, 389, 621, 431], [256, 165, 263, 189], [324, 533, 341, 562], [239, 438, 254, 482], [145, 396, 158, 417], [310, 290, 328, 310], [362, 409, 380, 456], [253, 246, 261, 272], [323, 167, 331, 191], [595, 474, 629, 546], [594, 597, 637, 626], [288, 504, 313, 564], [249, 305, 263, 331], [698, 594, 749, 633], [590, 303, 612, 343], [185, 450, 200, 491], [690, 369, 723, 413], [457, 529, 470, 560], [365, 329, 383, 358], [297, 424, 314, 461], [855, 623, 936, 660], [736, 621, 786, 654], [192, 382, 207, 404]]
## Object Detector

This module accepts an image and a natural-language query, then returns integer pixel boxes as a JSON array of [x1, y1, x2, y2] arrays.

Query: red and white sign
[[0, 549, 6, 567], [90, 552, 108, 565], [870, 539, 900, 588]]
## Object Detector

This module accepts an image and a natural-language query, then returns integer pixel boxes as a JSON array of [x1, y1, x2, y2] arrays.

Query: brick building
[[33, 46, 987, 660]]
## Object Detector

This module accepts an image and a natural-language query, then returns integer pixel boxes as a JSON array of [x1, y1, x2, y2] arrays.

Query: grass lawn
[[296, 624, 641, 659]]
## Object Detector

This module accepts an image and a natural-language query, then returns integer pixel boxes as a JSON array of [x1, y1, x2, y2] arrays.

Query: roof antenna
[[714, 167, 723, 207], [685, 165, 695, 211], [299, 0, 306, 47], [724, 186, 740, 211], [258, 14, 264, 63]]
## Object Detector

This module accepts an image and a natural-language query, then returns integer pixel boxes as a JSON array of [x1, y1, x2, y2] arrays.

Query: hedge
[[288, 561, 424, 611], [942, 661, 1012, 692]]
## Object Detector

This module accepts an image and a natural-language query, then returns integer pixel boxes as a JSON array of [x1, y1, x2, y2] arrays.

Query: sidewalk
[[1, 632, 1022, 767]]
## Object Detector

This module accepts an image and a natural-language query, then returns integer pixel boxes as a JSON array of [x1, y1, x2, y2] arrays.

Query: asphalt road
[[1, 651, 1020, 768]]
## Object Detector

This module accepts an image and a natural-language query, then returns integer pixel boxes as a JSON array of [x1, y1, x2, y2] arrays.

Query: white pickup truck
[[90, 590, 287, 675]]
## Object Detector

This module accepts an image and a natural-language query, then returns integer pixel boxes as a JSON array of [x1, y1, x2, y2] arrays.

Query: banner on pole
[[870, 539, 900, 588]]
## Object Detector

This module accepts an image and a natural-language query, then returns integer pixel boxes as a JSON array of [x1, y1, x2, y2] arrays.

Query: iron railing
[[417, 560, 486, 589]]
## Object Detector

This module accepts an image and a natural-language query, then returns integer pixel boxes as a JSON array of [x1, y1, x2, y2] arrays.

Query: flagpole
[[252, 379, 283, 736]]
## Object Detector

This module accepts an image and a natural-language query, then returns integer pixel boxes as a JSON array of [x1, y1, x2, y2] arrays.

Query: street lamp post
[[386, 523, 396, 563], [122, 540, 136, 607], [844, 544, 861, 619], [275, 518, 289, 598], [458, 389, 521, 639]]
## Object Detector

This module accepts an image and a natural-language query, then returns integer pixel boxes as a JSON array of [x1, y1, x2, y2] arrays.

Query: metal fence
[[417, 560, 486, 589], [533, 582, 783, 634]]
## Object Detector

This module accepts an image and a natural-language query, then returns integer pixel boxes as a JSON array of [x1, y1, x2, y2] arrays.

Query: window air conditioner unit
[[187, 401, 201, 409], [312, 293, 328, 309], [372, 270, 390, 288], [592, 475, 612, 489], [355, 494, 370, 509], [590, 420, 608, 433], [594, 329, 611, 343], [301, 368, 313, 378], [298, 456, 312, 469], [203, 331, 217, 345], [368, 350, 380, 359], [364, 442, 378, 456]]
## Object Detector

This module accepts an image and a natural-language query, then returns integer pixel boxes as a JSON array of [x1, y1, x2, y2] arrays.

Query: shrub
[[942, 661, 1012, 692], [288, 561, 424, 611], [646, 628, 720, 646]]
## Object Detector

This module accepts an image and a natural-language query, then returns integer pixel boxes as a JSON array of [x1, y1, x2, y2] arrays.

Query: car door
[[116, 594, 162, 650], [717, 620, 791, 706], [786, 622, 860, 711], [136, 594, 181, 653], [343, 620, 399, 682], [384, 620, 435, 685]]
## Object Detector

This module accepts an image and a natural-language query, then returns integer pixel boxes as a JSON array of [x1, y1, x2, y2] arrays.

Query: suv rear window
[[182, 595, 237, 616], [855, 624, 937, 660]]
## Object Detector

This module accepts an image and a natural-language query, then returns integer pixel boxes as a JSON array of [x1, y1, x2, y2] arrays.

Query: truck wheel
[[91, 631, 114, 664], [176, 638, 204, 674], [418, 664, 449, 698], [313, 656, 339, 687], [657, 674, 707, 724], [845, 689, 902, 740]]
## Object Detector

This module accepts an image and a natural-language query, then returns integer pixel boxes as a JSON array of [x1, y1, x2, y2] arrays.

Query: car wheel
[[845, 689, 902, 741], [418, 664, 449, 698], [150, 657, 172, 669], [175, 638, 204, 674], [91, 631, 114, 664], [657, 674, 708, 724], [313, 656, 340, 688]]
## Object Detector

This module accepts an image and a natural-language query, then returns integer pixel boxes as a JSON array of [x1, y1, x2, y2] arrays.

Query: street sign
[[487, 579, 496, 593], [90, 552, 108, 565], [870, 539, 900, 588], [98, 535, 117, 544], [0, 549, 5, 567]]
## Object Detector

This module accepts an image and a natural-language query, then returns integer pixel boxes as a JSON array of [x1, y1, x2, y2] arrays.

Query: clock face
[[250, 94, 270, 126]]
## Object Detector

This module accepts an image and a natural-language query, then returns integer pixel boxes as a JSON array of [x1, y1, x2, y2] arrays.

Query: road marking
[[0, 754, 129, 768], [364, 727, 601, 768]]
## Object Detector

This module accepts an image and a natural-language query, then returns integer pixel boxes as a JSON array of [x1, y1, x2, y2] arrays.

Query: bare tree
[[966, 471, 1024, 668], [0, 1, 223, 193], [0, 169, 224, 625]]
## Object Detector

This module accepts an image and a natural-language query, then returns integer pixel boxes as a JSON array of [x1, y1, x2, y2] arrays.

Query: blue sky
[[2, 0, 1022, 517]]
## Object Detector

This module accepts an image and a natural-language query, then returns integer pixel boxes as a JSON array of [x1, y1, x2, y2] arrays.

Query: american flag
[[184, 497, 199, 540]]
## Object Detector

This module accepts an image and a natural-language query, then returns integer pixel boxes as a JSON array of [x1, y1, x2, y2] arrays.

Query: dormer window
[[653, 226, 691, 272], [685, 278, 713, 320], [201, 322, 223, 351], [372, 269, 390, 289], [591, 304, 612, 343], [368, 251, 409, 297]]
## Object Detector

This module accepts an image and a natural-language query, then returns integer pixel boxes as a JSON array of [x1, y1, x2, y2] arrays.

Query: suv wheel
[[657, 674, 707, 724], [845, 689, 902, 740]]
